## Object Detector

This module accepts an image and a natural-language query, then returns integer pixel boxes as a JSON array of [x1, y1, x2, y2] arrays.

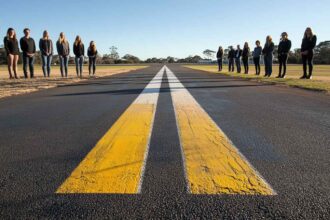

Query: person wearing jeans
[[253, 40, 262, 75], [73, 35, 85, 78], [262, 36, 274, 77], [235, 45, 242, 73], [56, 32, 70, 77], [228, 46, 235, 72], [39, 30, 53, 77], [20, 28, 36, 78], [277, 32, 292, 78], [87, 41, 98, 75], [242, 42, 250, 74], [301, 27, 317, 79]]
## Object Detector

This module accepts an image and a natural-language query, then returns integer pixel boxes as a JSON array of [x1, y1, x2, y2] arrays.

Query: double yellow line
[[57, 66, 275, 195]]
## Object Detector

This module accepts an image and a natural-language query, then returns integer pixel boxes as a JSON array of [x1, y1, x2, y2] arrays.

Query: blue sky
[[1, 0, 329, 59]]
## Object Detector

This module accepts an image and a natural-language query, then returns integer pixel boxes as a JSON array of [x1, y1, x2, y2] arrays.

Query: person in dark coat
[[56, 32, 70, 77], [39, 30, 53, 77], [277, 32, 292, 78], [228, 46, 235, 72], [300, 27, 317, 79], [216, 46, 223, 71], [73, 35, 85, 78], [3, 28, 20, 79], [262, 36, 274, 77], [235, 45, 242, 73], [87, 41, 98, 75], [20, 28, 36, 78], [242, 42, 250, 74]]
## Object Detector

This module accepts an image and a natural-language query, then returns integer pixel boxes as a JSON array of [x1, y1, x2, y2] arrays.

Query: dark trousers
[[59, 56, 69, 77], [242, 57, 249, 74], [23, 55, 35, 78], [41, 55, 52, 77], [278, 54, 288, 77], [264, 55, 273, 76], [302, 52, 314, 78], [228, 58, 234, 72], [253, 57, 260, 75], [235, 58, 241, 73], [89, 57, 96, 75]]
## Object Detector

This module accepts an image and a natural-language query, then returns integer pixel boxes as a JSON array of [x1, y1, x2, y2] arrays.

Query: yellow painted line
[[165, 66, 275, 195], [56, 67, 165, 194]]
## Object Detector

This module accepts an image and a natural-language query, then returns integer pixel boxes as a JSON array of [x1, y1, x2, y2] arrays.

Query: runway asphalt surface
[[0, 64, 329, 219]]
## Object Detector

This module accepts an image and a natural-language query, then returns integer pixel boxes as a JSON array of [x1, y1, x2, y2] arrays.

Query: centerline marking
[[56, 67, 165, 194], [165, 66, 276, 195]]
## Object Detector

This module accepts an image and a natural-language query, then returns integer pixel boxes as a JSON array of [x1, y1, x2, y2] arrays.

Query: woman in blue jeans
[[262, 35, 274, 77], [56, 32, 70, 77], [39, 30, 53, 77], [73, 35, 85, 78], [87, 41, 98, 75]]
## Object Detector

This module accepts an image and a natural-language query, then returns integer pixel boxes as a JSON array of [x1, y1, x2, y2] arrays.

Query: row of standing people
[[216, 27, 317, 79], [3, 28, 98, 79]]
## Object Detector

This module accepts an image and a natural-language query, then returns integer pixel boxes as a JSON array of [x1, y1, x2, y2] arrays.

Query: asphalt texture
[[0, 64, 330, 219]]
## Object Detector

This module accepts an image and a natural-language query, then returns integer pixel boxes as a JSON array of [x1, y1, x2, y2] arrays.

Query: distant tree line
[[1, 41, 330, 64]]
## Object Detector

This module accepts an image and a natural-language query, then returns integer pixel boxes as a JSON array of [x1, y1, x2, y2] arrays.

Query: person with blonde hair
[[87, 41, 98, 75], [277, 32, 292, 78], [3, 28, 20, 79], [73, 35, 85, 78], [39, 30, 53, 77], [301, 27, 317, 79], [56, 32, 70, 77], [262, 35, 274, 77]]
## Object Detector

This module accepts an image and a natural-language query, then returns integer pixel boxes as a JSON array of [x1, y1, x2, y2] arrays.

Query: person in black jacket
[[87, 41, 98, 75], [235, 45, 242, 73], [39, 30, 53, 77], [216, 46, 223, 71], [3, 28, 20, 79], [301, 27, 317, 79], [56, 32, 70, 77], [20, 28, 36, 78], [277, 32, 292, 78], [73, 35, 85, 78], [242, 42, 250, 74], [252, 40, 262, 75], [262, 35, 274, 77], [228, 46, 235, 72]]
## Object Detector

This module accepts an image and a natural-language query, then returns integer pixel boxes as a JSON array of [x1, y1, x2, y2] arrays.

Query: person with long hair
[[253, 40, 262, 75], [56, 32, 70, 77], [39, 30, 53, 77], [3, 28, 20, 79], [228, 46, 235, 72], [277, 32, 292, 78], [235, 45, 242, 73], [20, 28, 36, 78], [262, 35, 274, 77], [242, 42, 250, 74], [87, 41, 98, 75], [73, 35, 85, 78], [216, 46, 223, 71], [301, 27, 317, 79]]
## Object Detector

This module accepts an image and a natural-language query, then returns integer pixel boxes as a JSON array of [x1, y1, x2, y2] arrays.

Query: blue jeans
[[75, 56, 84, 77], [89, 56, 96, 75], [23, 55, 35, 78], [264, 55, 273, 76], [41, 55, 52, 77], [59, 56, 69, 77]]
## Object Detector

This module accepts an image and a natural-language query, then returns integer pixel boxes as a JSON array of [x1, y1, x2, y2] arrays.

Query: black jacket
[[228, 49, 235, 59], [242, 48, 250, 58], [301, 35, 317, 53], [278, 39, 292, 55], [20, 37, 36, 56], [3, 37, 20, 55], [56, 41, 70, 56], [87, 48, 98, 57], [216, 50, 223, 59], [39, 39, 53, 56], [235, 49, 242, 58], [73, 43, 85, 57], [262, 42, 274, 56]]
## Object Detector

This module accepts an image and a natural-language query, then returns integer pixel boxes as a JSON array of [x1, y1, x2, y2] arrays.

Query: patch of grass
[[184, 65, 330, 93]]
